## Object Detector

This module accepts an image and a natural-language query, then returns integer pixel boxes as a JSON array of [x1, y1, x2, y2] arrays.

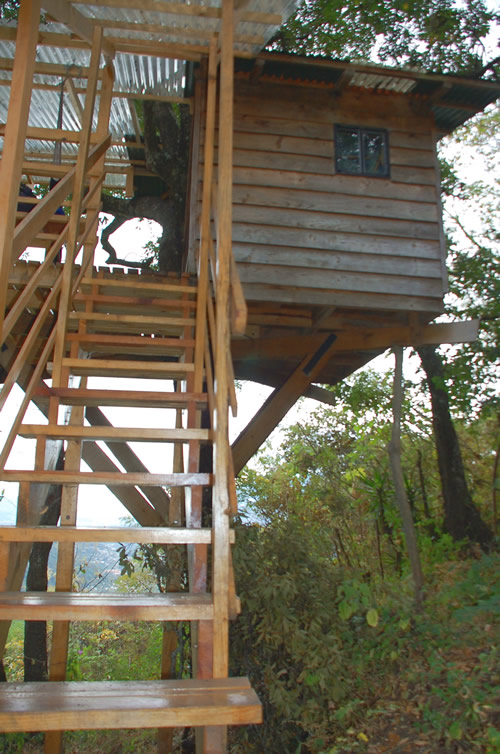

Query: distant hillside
[[48, 541, 126, 591]]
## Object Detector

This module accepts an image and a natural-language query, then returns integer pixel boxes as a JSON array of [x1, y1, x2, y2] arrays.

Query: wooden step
[[0, 526, 235, 544], [66, 332, 194, 357], [38, 387, 208, 409], [81, 276, 196, 296], [20, 425, 212, 444], [68, 312, 194, 328], [0, 678, 262, 732], [0, 592, 213, 622], [73, 293, 197, 312], [1, 471, 212, 487], [60, 358, 195, 379]]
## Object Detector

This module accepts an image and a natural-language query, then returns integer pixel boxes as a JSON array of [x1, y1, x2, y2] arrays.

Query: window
[[334, 126, 389, 177]]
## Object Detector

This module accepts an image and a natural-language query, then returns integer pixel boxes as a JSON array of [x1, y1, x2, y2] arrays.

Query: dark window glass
[[335, 128, 361, 174], [335, 126, 389, 177]]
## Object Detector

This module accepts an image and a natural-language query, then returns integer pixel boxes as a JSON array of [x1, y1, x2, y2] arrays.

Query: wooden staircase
[[0, 270, 260, 751], [0, 10, 254, 750]]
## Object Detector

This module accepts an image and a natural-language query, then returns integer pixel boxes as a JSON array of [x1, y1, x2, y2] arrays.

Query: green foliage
[[271, 0, 498, 75], [232, 497, 499, 753], [0, 1, 19, 21]]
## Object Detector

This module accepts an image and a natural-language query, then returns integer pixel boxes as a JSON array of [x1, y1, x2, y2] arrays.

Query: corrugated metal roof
[[0, 3, 497, 187], [0, 1, 301, 185]]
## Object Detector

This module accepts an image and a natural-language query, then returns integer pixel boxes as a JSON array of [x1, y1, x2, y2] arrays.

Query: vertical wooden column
[[81, 60, 115, 273], [203, 1, 234, 751], [0, 0, 41, 339], [212, 0, 233, 680]]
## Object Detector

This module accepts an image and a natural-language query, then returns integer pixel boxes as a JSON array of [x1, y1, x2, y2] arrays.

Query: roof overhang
[[236, 52, 500, 134]]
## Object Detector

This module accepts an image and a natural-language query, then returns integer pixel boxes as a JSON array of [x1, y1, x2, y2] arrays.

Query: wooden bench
[[0, 678, 262, 732]]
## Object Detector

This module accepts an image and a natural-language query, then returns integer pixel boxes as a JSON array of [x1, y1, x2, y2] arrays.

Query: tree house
[[0, 1, 498, 752]]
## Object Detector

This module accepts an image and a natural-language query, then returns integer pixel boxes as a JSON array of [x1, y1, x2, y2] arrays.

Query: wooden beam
[[303, 384, 337, 406], [42, 0, 115, 59], [0, 0, 41, 341], [231, 321, 480, 362], [64, 76, 84, 124], [232, 334, 340, 475]]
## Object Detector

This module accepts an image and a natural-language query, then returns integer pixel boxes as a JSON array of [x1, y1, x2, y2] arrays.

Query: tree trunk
[[417, 344, 493, 550]]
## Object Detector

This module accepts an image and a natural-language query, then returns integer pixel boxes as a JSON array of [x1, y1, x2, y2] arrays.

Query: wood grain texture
[[19, 425, 212, 443], [0, 678, 262, 732], [0, 592, 214, 621], [0, 525, 236, 544], [1, 471, 212, 487]]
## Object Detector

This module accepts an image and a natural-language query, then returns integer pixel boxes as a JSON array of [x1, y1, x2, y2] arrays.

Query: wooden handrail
[[11, 133, 110, 261], [0, 270, 62, 412], [2, 224, 68, 345], [0, 326, 57, 470]]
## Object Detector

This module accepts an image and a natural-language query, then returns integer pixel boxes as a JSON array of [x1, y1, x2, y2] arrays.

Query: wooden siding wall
[[193, 78, 446, 314]]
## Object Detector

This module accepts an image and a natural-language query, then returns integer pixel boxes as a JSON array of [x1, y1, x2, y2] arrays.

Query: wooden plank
[[236, 262, 444, 298], [233, 130, 437, 168], [74, 292, 196, 311], [232, 321, 480, 363], [241, 280, 443, 312], [1, 471, 212, 486], [0, 592, 214, 621], [59, 358, 194, 379], [232, 223, 440, 257], [65, 76, 84, 124], [0, 678, 262, 732], [233, 244, 442, 278], [20, 425, 212, 443], [44, 387, 208, 409], [0, 0, 41, 339], [232, 203, 439, 236], [232, 334, 346, 474], [0, 526, 234, 544], [68, 311, 195, 327], [227, 147, 437, 184], [231, 112, 436, 151], [231, 165, 437, 202], [234, 83, 434, 131], [80, 276, 196, 295], [231, 185, 439, 223], [66, 332, 193, 356]]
